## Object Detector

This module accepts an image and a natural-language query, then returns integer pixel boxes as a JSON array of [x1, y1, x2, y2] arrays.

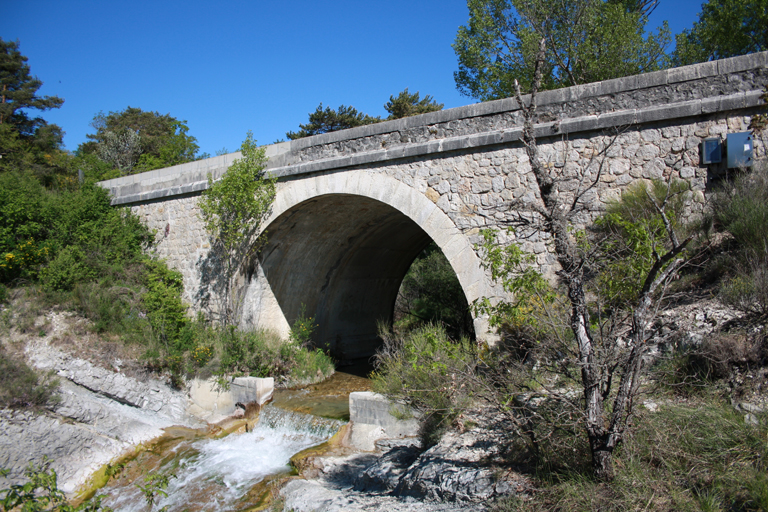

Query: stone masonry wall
[[100, 52, 768, 329], [129, 109, 762, 311]]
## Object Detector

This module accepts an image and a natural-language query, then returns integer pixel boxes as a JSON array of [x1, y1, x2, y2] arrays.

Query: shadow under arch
[[239, 171, 490, 366]]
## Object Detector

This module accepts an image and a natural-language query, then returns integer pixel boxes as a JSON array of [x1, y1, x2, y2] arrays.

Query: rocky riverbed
[[2, 298, 765, 510], [1, 311, 203, 494]]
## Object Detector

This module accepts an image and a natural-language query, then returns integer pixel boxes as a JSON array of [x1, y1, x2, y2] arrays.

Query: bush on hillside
[[710, 163, 768, 317]]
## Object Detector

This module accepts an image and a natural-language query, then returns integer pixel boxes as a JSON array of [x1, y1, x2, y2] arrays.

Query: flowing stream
[[97, 372, 370, 512]]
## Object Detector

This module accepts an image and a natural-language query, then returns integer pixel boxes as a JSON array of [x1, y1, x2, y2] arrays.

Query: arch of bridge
[[240, 170, 489, 361]]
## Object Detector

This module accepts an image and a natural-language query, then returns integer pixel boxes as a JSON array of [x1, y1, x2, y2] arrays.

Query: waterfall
[[102, 405, 343, 512]]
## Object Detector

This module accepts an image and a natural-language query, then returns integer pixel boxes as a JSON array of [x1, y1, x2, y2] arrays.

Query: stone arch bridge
[[100, 52, 768, 364]]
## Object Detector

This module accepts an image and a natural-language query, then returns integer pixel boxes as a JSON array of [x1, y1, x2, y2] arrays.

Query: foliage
[[141, 259, 188, 346], [0, 173, 153, 285], [384, 89, 444, 119], [0, 39, 68, 182], [452, 0, 670, 100], [593, 179, 691, 307], [663, 331, 766, 391], [172, 319, 333, 385], [523, 402, 768, 511], [709, 163, 768, 317], [672, 0, 768, 66], [40, 246, 94, 292], [0, 345, 58, 408], [288, 304, 317, 347], [372, 324, 476, 447], [719, 254, 768, 317], [198, 131, 276, 325], [286, 103, 381, 140], [0, 458, 111, 511], [474, 166, 694, 479], [473, 228, 556, 331], [395, 242, 474, 339], [477, 36, 697, 479], [0, 39, 63, 129], [96, 128, 142, 174], [136, 472, 175, 510], [79, 107, 204, 177], [710, 164, 768, 258]]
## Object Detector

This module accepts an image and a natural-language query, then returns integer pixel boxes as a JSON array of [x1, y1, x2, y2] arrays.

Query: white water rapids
[[101, 405, 343, 512]]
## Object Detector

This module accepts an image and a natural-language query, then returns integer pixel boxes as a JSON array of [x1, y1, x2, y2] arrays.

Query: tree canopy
[[286, 89, 444, 140], [384, 89, 444, 119], [285, 103, 381, 140], [0, 39, 66, 180], [672, 0, 768, 66], [79, 107, 204, 176], [453, 0, 671, 100]]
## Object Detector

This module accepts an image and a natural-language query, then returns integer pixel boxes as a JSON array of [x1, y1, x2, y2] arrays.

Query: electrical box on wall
[[700, 138, 722, 164], [726, 132, 753, 168]]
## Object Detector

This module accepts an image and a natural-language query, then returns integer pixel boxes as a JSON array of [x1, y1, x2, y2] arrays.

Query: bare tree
[[479, 38, 694, 480]]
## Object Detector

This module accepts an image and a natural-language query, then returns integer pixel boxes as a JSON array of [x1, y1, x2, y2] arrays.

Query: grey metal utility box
[[726, 132, 753, 168]]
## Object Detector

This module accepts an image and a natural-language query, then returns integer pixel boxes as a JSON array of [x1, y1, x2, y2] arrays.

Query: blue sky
[[3, 1, 705, 157]]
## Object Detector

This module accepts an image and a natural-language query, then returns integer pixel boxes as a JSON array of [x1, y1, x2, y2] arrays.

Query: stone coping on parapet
[[100, 51, 768, 206]]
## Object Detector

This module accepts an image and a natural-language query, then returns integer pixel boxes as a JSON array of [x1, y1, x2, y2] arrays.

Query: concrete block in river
[[349, 391, 419, 451]]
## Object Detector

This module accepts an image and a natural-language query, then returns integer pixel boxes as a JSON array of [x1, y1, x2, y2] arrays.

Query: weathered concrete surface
[[99, 52, 768, 362], [347, 392, 419, 451], [187, 376, 274, 423]]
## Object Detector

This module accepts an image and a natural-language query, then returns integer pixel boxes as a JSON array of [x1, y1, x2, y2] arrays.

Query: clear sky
[[3, 1, 705, 157]]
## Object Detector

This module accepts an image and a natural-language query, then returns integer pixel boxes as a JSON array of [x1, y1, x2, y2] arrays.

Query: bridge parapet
[[102, 51, 767, 208]]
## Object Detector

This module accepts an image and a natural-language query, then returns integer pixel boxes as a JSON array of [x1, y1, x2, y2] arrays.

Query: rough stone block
[[667, 61, 718, 84]]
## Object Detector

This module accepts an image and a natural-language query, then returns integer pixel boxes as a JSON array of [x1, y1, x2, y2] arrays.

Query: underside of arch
[[239, 171, 491, 364], [250, 194, 434, 362]]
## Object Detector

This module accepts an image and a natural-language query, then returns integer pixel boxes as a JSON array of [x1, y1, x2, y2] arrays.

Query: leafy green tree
[[285, 103, 381, 140], [452, 0, 670, 100], [384, 89, 444, 119], [0, 39, 67, 180], [672, 0, 768, 66], [80, 107, 203, 176], [198, 132, 276, 325]]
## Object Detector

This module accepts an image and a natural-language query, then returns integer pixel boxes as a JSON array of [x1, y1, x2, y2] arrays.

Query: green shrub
[[711, 165, 768, 257], [719, 252, 768, 317], [593, 178, 691, 308], [395, 242, 474, 339], [710, 163, 768, 317], [169, 320, 333, 385], [288, 304, 317, 347], [1, 457, 112, 512], [517, 401, 768, 511], [72, 281, 146, 336], [141, 259, 188, 346], [372, 324, 476, 447], [0, 346, 58, 408], [41, 246, 95, 291]]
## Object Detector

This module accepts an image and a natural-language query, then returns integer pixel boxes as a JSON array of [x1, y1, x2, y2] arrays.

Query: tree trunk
[[589, 435, 614, 481]]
